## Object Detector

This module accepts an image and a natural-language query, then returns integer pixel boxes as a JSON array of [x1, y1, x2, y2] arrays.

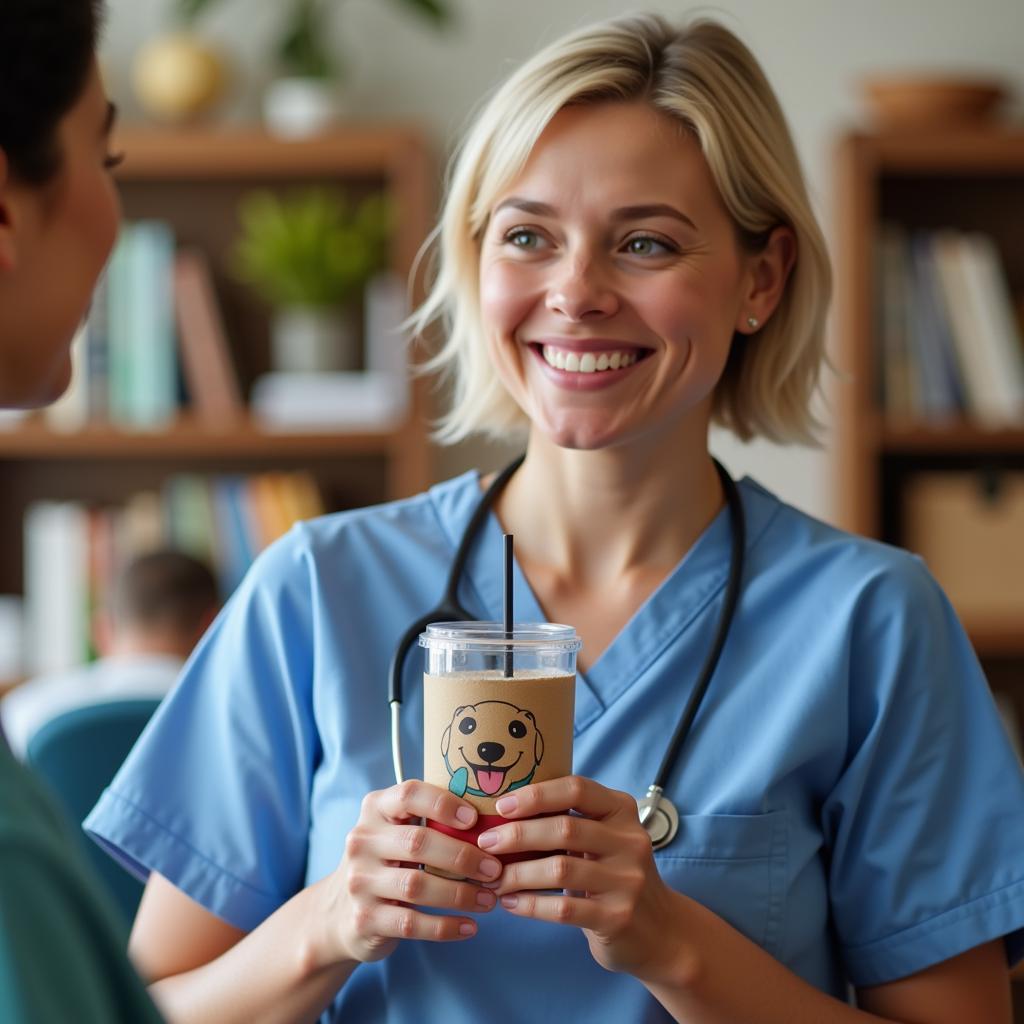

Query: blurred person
[[0, 0, 164, 1020], [2, 549, 218, 758]]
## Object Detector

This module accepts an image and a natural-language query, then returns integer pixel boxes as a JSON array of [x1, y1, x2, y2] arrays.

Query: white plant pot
[[262, 77, 343, 138], [270, 307, 357, 373]]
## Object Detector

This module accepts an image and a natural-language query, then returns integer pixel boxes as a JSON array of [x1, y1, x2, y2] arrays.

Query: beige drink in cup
[[419, 622, 580, 877]]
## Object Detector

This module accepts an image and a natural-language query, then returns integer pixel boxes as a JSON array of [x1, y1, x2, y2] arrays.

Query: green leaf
[[175, 0, 220, 25], [231, 188, 392, 308], [277, 0, 337, 79], [391, 0, 454, 28]]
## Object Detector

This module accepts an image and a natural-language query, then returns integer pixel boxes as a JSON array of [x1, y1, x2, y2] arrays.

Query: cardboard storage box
[[903, 471, 1024, 626]]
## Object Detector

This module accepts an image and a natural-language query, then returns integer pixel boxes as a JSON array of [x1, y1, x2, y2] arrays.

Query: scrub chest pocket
[[654, 811, 788, 959]]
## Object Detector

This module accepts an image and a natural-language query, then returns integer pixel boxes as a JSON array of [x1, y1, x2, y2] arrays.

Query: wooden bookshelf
[[835, 125, 1024, 539], [833, 123, 1024, 796], [0, 123, 437, 602]]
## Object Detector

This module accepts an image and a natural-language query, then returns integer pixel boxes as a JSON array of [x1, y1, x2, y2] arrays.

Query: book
[[959, 233, 1024, 420], [129, 221, 179, 429], [875, 226, 915, 416], [105, 228, 135, 426], [930, 231, 1008, 423], [250, 371, 408, 430], [173, 248, 244, 424], [907, 234, 965, 419], [163, 474, 218, 570], [23, 501, 90, 675]]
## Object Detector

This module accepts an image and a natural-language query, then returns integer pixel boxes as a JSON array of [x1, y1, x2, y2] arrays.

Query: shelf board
[[112, 123, 427, 180], [879, 418, 1024, 454], [966, 621, 1024, 660], [844, 126, 1024, 173], [0, 417, 405, 460]]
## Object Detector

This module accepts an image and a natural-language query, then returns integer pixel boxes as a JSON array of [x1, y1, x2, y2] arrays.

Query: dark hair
[[0, 0, 103, 184], [112, 550, 219, 637]]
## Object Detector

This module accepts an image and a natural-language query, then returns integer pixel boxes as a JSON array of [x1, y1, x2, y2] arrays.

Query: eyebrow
[[101, 101, 118, 138], [493, 197, 698, 232]]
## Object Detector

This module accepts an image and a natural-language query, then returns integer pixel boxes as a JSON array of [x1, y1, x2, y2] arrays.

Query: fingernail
[[500, 895, 518, 909], [495, 795, 518, 815], [477, 831, 498, 849], [459, 922, 476, 936], [455, 806, 475, 826], [480, 858, 501, 879], [476, 890, 496, 908]]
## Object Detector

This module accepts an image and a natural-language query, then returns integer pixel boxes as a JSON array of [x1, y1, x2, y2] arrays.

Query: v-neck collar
[[428, 471, 778, 736]]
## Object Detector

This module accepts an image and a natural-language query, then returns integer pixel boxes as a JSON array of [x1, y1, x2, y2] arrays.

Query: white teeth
[[540, 346, 641, 373]]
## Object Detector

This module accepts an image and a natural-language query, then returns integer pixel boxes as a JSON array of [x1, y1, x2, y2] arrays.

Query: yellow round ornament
[[133, 33, 227, 123]]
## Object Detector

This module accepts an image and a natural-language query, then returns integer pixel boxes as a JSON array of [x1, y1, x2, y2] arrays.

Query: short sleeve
[[85, 527, 319, 932], [823, 553, 1024, 987]]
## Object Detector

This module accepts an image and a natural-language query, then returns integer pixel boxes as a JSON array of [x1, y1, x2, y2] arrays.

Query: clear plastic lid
[[419, 621, 581, 653]]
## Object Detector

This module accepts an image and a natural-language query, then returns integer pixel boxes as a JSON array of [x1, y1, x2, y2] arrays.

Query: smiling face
[[0, 58, 121, 408], [478, 101, 759, 453], [442, 700, 544, 798]]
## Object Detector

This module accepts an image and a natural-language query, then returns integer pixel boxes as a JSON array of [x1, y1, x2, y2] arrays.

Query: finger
[[493, 776, 633, 821], [369, 902, 480, 942], [485, 852, 616, 897], [351, 823, 503, 883], [371, 780, 479, 830], [357, 866, 497, 914], [498, 890, 605, 930], [477, 814, 622, 859]]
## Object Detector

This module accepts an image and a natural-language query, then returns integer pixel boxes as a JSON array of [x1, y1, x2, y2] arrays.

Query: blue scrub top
[[86, 472, 1024, 1020]]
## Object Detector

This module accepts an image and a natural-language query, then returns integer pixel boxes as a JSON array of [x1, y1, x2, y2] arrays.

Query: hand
[[475, 775, 685, 984], [323, 781, 504, 964]]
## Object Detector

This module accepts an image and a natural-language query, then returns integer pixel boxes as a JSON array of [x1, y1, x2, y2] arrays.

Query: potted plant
[[232, 188, 392, 373], [178, 0, 453, 136]]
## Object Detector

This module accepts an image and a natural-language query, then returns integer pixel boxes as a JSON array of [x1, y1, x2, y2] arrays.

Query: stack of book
[[875, 225, 1024, 424], [22, 471, 324, 675], [45, 221, 245, 431]]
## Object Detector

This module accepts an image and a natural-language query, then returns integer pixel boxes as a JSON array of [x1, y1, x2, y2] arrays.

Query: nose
[[545, 254, 618, 321], [478, 742, 505, 764]]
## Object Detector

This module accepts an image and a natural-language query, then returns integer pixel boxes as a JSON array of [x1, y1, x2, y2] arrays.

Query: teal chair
[[26, 698, 161, 928]]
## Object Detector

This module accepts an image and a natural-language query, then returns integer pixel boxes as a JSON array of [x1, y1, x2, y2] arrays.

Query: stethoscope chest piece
[[637, 785, 680, 851]]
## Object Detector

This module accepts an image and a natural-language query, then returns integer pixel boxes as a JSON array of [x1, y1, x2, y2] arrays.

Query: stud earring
[[746, 316, 760, 330]]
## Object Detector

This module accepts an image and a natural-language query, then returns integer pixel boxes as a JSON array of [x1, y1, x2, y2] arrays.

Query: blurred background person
[[2, 548, 218, 759]]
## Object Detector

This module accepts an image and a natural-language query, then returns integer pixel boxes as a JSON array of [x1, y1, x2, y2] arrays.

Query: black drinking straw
[[503, 533, 514, 678]]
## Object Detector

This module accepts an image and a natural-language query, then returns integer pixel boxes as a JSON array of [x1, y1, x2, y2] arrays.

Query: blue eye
[[624, 235, 672, 256], [506, 228, 539, 249]]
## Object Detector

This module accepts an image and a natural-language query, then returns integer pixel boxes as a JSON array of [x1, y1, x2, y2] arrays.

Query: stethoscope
[[387, 453, 745, 851]]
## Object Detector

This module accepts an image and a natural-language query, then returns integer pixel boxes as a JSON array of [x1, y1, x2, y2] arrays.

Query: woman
[[87, 14, 1024, 1023], [0, 1, 161, 1020]]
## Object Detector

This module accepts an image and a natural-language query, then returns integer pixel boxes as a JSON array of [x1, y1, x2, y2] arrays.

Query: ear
[[0, 150, 17, 273], [533, 720, 544, 765], [441, 723, 452, 757], [735, 224, 797, 335]]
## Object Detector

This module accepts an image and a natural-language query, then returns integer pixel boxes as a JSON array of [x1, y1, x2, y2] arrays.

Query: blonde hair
[[409, 13, 832, 445]]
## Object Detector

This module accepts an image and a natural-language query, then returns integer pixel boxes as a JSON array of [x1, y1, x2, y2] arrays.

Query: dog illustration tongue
[[475, 768, 506, 795]]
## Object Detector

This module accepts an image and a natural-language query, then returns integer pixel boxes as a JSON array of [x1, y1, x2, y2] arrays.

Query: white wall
[[101, 0, 1024, 523]]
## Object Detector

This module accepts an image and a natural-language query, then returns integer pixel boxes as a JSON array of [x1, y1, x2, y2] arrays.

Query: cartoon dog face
[[441, 700, 544, 799]]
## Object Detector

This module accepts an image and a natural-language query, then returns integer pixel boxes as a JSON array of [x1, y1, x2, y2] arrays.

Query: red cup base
[[427, 812, 555, 865]]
